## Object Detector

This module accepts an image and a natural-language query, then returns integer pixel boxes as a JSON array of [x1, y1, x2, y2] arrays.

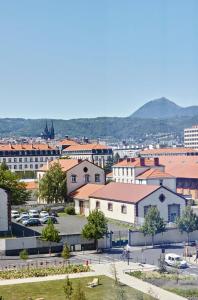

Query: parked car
[[165, 253, 188, 268], [22, 218, 42, 226], [16, 215, 30, 223], [11, 210, 20, 219], [29, 209, 40, 218], [49, 211, 58, 217], [20, 212, 29, 217], [39, 211, 49, 218], [40, 216, 58, 224]]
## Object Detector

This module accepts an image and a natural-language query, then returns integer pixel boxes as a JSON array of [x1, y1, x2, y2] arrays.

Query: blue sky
[[0, 0, 198, 119]]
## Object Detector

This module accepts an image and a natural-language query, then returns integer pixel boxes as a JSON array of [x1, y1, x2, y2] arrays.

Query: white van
[[165, 253, 187, 268]]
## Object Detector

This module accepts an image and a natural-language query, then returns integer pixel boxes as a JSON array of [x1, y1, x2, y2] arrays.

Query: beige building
[[73, 182, 186, 225], [37, 158, 105, 203]]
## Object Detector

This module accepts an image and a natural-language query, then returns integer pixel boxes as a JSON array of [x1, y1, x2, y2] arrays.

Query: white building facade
[[184, 125, 198, 149], [0, 144, 60, 172], [0, 188, 11, 234]]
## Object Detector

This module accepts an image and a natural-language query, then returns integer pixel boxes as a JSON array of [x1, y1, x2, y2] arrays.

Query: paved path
[[0, 261, 187, 300]]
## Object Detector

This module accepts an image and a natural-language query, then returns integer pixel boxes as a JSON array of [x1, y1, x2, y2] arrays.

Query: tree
[[38, 161, 67, 204], [0, 163, 31, 205], [177, 206, 198, 244], [113, 153, 120, 164], [71, 281, 86, 300], [61, 243, 70, 260], [141, 207, 165, 247], [82, 210, 108, 250], [19, 249, 28, 260], [41, 219, 61, 243], [63, 276, 73, 300], [104, 156, 113, 174]]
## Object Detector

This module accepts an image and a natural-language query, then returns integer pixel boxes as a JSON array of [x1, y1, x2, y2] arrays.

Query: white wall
[[0, 189, 9, 232], [67, 160, 105, 194], [75, 199, 90, 217], [89, 197, 136, 223], [136, 178, 177, 192], [137, 187, 186, 223]]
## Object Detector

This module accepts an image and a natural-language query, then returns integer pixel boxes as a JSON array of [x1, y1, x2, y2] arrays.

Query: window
[[83, 167, 88, 173], [85, 174, 90, 183], [3, 158, 6, 162], [95, 174, 100, 182], [71, 175, 77, 183], [14, 158, 17, 163], [121, 205, 127, 214], [40, 157, 43, 162], [30, 164, 33, 169], [25, 164, 28, 169], [108, 203, 113, 211], [96, 201, 100, 209], [19, 164, 22, 170], [8, 158, 12, 163], [24, 157, 27, 162], [159, 193, 165, 202], [30, 157, 33, 162], [35, 157, 38, 162], [14, 165, 17, 169], [35, 164, 38, 169], [19, 158, 22, 163]]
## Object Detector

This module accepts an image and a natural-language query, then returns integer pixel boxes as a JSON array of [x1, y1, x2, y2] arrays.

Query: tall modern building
[[184, 125, 198, 149]]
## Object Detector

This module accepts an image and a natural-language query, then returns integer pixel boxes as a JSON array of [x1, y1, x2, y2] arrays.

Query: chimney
[[78, 159, 82, 164], [119, 159, 123, 162], [140, 157, 145, 166], [154, 157, 159, 166], [127, 158, 130, 162], [130, 158, 135, 162]]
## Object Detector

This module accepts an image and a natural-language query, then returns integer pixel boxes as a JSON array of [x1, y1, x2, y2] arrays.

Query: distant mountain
[[1, 97, 198, 140], [130, 97, 198, 119]]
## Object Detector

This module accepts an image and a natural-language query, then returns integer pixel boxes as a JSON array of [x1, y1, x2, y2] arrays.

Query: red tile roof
[[90, 182, 160, 203], [140, 147, 198, 155], [25, 181, 38, 190], [0, 144, 56, 151], [70, 184, 105, 200], [63, 144, 111, 151], [159, 156, 198, 179], [113, 158, 163, 168], [40, 158, 79, 172], [58, 139, 79, 146], [136, 169, 175, 180]]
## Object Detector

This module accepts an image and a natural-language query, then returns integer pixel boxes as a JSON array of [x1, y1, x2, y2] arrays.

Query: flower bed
[[0, 264, 90, 279]]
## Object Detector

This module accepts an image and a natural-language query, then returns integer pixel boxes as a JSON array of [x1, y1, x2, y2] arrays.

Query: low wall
[[128, 228, 198, 246]]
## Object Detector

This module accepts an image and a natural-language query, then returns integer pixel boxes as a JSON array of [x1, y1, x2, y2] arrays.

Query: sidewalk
[[0, 261, 187, 300]]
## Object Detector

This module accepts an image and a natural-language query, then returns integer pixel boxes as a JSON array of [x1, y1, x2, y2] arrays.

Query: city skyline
[[0, 0, 198, 119]]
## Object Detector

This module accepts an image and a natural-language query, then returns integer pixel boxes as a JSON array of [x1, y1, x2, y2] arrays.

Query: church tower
[[50, 120, 55, 139]]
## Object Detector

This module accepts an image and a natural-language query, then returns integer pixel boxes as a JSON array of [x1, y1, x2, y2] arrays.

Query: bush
[[129, 271, 143, 279], [0, 264, 90, 279], [65, 206, 75, 215], [61, 244, 71, 260], [19, 249, 28, 260]]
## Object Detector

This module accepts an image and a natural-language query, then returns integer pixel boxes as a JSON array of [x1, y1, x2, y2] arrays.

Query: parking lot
[[13, 214, 129, 236]]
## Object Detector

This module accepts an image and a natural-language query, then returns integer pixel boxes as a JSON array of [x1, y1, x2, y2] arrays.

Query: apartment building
[[140, 147, 198, 157], [184, 125, 198, 149], [62, 144, 113, 168], [0, 144, 60, 172], [112, 157, 164, 183]]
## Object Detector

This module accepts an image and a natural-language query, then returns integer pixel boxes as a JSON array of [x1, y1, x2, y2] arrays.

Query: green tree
[[82, 210, 108, 250], [19, 249, 28, 260], [61, 243, 70, 260], [141, 207, 165, 247], [63, 276, 73, 300], [41, 219, 61, 243], [113, 153, 120, 164], [0, 163, 30, 205], [71, 281, 86, 300], [104, 156, 113, 174], [38, 161, 67, 204], [177, 206, 198, 244]]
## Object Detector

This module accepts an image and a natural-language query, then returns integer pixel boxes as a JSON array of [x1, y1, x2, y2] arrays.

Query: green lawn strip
[[165, 287, 198, 298], [0, 276, 155, 300]]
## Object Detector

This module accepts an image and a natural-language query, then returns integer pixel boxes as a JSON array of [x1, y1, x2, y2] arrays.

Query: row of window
[[7, 164, 43, 170], [0, 150, 60, 156], [0, 156, 58, 163], [96, 201, 127, 214], [71, 174, 101, 183]]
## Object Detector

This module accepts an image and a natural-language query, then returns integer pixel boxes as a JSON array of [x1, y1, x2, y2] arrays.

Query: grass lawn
[[0, 276, 155, 300]]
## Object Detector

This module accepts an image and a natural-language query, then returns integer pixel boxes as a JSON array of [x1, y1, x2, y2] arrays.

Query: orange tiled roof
[[25, 181, 38, 190], [113, 158, 163, 168], [58, 139, 79, 146], [70, 184, 105, 200], [136, 168, 175, 180], [63, 144, 111, 151], [106, 172, 113, 178], [159, 156, 198, 179], [0, 144, 56, 151], [90, 182, 160, 203], [140, 147, 198, 155], [40, 158, 79, 172]]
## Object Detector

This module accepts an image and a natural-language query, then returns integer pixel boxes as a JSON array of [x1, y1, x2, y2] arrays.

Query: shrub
[[61, 244, 70, 260], [19, 249, 28, 260], [129, 271, 143, 279], [65, 206, 75, 215]]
